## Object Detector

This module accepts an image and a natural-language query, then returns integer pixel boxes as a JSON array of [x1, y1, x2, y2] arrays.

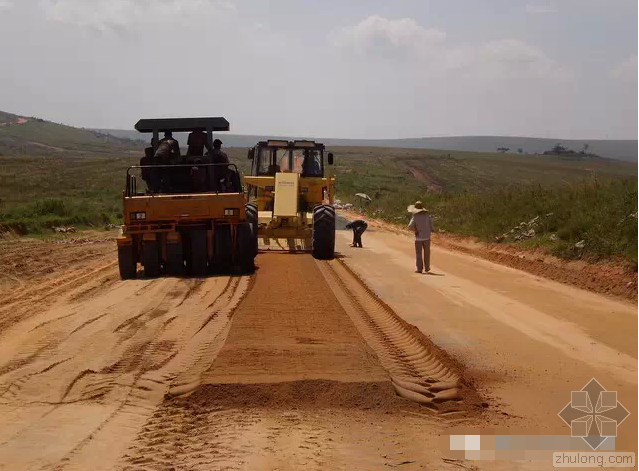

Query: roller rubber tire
[[118, 245, 136, 279], [165, 242, 184, 276], [214, 224, 232, 273], [237, 223, 256, 273], [142, 241, 160, 277], [189, 230, 208, 277]]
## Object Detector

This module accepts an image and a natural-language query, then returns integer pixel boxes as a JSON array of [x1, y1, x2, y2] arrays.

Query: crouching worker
[[345, 219, 368, 248]]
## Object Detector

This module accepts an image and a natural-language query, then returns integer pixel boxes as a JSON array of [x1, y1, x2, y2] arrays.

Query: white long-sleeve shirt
[[408, 213, 434, 241]]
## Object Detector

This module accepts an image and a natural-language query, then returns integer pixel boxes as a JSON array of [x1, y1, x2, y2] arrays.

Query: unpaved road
[[335, 215, 637, 453], [0, 225, 636, 470]]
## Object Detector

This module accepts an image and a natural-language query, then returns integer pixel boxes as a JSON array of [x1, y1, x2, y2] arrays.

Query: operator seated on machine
[[139, 142, 154, 191], [203, 139, 238, 193], [186, 130, 213, 159], [185, 131, 213, 193], [302, 149, 322, 176]]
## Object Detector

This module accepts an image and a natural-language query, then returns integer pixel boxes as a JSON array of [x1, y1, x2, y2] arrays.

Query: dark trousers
[[415, 239, 431, 272], [352, 227, 366, 247]]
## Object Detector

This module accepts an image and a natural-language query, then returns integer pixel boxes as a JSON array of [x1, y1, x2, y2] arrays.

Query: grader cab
[[116, 117, 257, 279], [244, 140, 336, 259]]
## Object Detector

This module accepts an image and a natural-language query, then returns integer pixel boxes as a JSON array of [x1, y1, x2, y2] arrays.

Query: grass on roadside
[[0, 142, 636, 266], [334, 147, 637, 267]]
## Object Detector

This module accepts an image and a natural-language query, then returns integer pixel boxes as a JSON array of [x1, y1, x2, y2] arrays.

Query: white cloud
[[334, 15, 446, 59], [525, 4, 558, 14], [0, 0, 13, 11], [40, 0, 236, 32], [612, 55, 637, 83], [471, 39, 571, 80], [336, 16, 570, 82]]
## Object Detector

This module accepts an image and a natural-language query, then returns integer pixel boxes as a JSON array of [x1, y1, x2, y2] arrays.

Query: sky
[[0, 0, 637, 139]]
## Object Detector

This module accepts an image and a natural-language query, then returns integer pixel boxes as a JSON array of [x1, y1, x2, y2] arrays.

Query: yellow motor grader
[[243, 140, 335, 259]]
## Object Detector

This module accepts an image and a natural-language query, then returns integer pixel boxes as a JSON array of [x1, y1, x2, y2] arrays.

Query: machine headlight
[[130, 211, 146, 220], [301, 187, 309, 193], [224, 208, 239, 217], [265, 186, 274, 192]]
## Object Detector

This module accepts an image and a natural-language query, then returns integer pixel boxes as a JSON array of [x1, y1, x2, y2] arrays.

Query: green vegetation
[[0, 155, 134, 233], [0, 149, 247, 234], [335, 147, 637, 266], [0, 115, 636, 265]]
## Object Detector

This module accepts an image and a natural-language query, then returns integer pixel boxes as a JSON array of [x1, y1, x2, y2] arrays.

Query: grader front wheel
[[245, 202, 258, 257], [312, 205, 336, 260]]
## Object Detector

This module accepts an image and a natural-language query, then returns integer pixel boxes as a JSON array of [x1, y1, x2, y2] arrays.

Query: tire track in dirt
[[0, 257, 117, 310], [50, 275, 252, 471], [0, 259, 119, 334], [0, 272, 253, 471], [316, 258, 467, 412], [121, 399, 336, 471], [118, 254, 477, 471]]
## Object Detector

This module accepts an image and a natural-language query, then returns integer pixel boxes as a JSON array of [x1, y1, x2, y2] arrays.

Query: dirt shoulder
[[0, 230, 117, 295], [341, 209, 638, 302]]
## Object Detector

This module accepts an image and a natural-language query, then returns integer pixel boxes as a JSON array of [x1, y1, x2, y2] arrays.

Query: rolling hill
[[97, 128, 638, 163]]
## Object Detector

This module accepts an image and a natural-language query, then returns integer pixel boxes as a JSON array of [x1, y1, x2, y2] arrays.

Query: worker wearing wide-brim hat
[[407, 201, 434, 273]]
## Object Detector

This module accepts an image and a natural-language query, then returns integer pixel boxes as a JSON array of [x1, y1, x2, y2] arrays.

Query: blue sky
[[0, 0, 636, 139]]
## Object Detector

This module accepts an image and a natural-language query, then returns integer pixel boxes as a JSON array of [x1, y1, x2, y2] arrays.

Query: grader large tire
[[142, 242, 160, 277], [165, 241, 184, 276], [118, 245, 136, 279], [245, 202, 259, 257], [236, 223, 256, 273], [189, 230, 208, 277], [213, 224, 232, 273], [312, 205, 336, 260]]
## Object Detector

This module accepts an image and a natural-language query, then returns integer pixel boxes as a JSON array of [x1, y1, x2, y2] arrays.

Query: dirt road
[[336, 215, 637, 454], [0, 227, 636, 470], [0, 238, 476, 470]]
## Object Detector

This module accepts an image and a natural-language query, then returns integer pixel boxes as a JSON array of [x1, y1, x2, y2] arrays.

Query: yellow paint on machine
[[273, 173, 299, 217], [123, 193, 247, 224]]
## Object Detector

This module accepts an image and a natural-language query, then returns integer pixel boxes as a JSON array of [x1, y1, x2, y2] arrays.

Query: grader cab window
[[276, 149, 290, 172], [292, 149, 322, 176], [255, 143, 324, 176], [256, 147, 290, 175], [257, 148, 273, 174]]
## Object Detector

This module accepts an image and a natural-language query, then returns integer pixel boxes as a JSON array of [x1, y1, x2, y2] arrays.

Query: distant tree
[[497, 147, 509, 153], [517, 148, 523, 153], [552, 143, 567, 154], [582, 143, 589, 154]]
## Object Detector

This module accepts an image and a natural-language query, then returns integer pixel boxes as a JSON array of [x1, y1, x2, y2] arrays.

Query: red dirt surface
[[342, 209, 637, 301]]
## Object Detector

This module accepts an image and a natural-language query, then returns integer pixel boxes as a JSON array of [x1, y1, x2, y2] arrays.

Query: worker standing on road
[[407, 201, 434, 273], [345, 219, 368, 248]]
